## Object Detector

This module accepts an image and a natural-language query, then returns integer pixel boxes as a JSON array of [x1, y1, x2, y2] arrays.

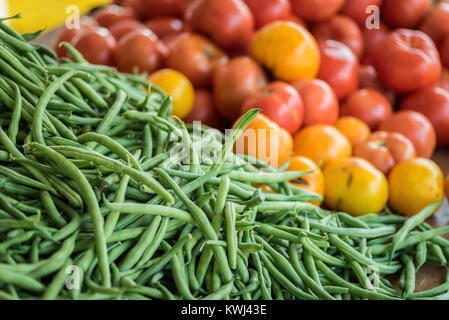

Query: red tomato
[[109, 19, 145, 40], [379, 110, 436, 158], [166, 33, 228, 89], [290, 0, 345, 22], [291, 78, 339, 126], [317, 40, 359, 100], [128, 0, 184, 18], [420, 3, 449, 45], [381, 0, 431, 29], [244, 0, 291, 28], [240, 82, 304, 135], [358, 65, 396, 105], [93, 4, 135, 28], [185, 0, 254, 51], [312, 15, 364, 58], [53, 17, 98, 58], [341, 0, 381, 26], [213, 56, 267, 122], [441, 35, 449, 68], [361, 21, 389, 65], [114, 29, 168, 74], [184, 90, 225, 130], [435, 68, 449, 91], [372, 29, 442, 93], [354, 131, 416, 175], [72, 28, 117, 66], [341, 89, 393, 130], [145, 17, 184, 39], [285, 15, 307, 28], [400, 86, 449, 146]]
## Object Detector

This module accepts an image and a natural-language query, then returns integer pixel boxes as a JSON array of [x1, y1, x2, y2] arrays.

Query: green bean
[[40, 191, 66, 228], [7, 82, 21, 145], [224, 202, 238, 270], [416, 241, 427, 270], [96, 90, 127, 135], [0, 265, 45, 293], [400, 254, 415, 298], [429, 243, 447, 266], [42, 258, 73, 300]]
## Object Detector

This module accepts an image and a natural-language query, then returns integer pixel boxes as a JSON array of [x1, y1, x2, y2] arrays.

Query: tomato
[[285, 15, 307, 28], [441, 35, 449, 68], [166, 33, 228, 89], [144, 17, 184, 39], [381, 0, 431, 29], [379, 110, 436, 158], [213, 57, 267, 122], [388, 158, 444, 216], [291, 79, 339, 126], [53, 17, 98, 58], [419, 3, 449, 45], [290, 0, 345, 22], [341, 0, 381, 26], [244, 0, 291, 28], [445, 174, 449, 201], [358, 65, 396, 106], [400, 86, 449, 147], [128, 0, 184, 18], [372, 29, 442, 93], [251, 21, 320, 81], [317, 40, 359, 100], [184, 90, 225, 130], [335, 116, 371, 147], [185, 0, 254, 51], [293, 124, 351, 167], [354, 131, 416, 175], [114, 29, 168, 74], [109, 19, 145, 40], [361, 21, 389, 65], [286, 156, 325, 204], [93, 4, 135, 28], [233, 113, 293, 168], [71, 28, 117, 66], [324, 157, 388, 216], [312, 15, 364, 58], [148, 69, 194, 119], [435, 68, 449, 91], [341, 89, 393, 130], [241, 82, 304, 135]]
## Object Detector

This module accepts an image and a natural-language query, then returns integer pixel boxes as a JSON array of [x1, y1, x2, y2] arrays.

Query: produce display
[[1, 0, 449, 301]]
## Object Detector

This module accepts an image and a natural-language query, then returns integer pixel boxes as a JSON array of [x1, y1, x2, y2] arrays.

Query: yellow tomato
[[148, 69, 194, 119], [335, 116, 371, 147], [324, 157, 388, 216], [388, 158, 444, 216], [251, 21, 320, 81]]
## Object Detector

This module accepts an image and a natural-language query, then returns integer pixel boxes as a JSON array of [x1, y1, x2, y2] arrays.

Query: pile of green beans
[[0, 16, 448, 300]]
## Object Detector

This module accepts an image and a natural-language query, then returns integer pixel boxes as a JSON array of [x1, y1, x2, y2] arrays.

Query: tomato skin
[[379, 110, 436, 158], [290, 0, 345, 22], [312, 15, 364, 58], [441, 35, 449, 68], [435, 68, 449, 91], [184, 90, 225, 130], [72, 28, 117, 66], [341, 89, 393, 130], [213, 57, 267, 122], [244, 0, 291, 28], [128, 0, 184, 18], [358, 65, 396, 106], [388, 158, 444, 216], [185, 0, 254, 51], [335, 116, 371, 147], [53, 18, 98, 58], [166, 33, 228, 89], [317, 40, 359, 100], [241, 82, 304, 135], [445, 174, 449, 202], [400, 86, 449, 147], [361, 21, 389, 65], [354, 131, 416, 175], [324, 157, 389, 216], [109, 19, 145, 40], [419, 3, 449, 45], [144, 17, 184, 39], [341, 0, 381, 26], [251, 21, 320, 81], [381, 0, 431, 29], [93, 4, 135, 28], [291, 79, 339, 126], [114, 29, 168, 74], [372, 29, 442, 93]]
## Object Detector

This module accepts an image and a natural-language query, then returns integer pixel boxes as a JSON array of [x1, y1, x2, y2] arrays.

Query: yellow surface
[[4, 0, 110, 34]]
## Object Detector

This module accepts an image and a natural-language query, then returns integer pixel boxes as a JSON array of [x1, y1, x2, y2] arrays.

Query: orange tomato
[[445, 173, 449, 201], [251, 21, 320, 81], [335, 116, 371, 147], [286, 156, 324, 204], [293, 124, 351, 167], [233, 113, 293, 168]]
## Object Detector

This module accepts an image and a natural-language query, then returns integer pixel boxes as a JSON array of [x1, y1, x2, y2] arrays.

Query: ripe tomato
[[312, 15, 364, 58], [185, 0, 254, 51], [341, 0, 381, 26], [93, 4, 135, 28], [291, 79, 339, 126], [184, 90, 225, 130], [435, 68, 449, 91], [400, 86, 449, 146], [372, 29, 442, 93], [251, 21, 320, 81], [293, 124, 351, 167], [381, 0, 431, 29], [441, 35, 449, 68], [388, 158, 444, 216], [419, 3, 449, 45], [354, 131, 416, 175], [213, 57, 267, 122], [148, 69, 194, 119], [109, 19, 145, 40], [361, 21, 389, 65], [335, 116, 371, 147], [317, 40, 359, 100], [53, 17, 98, 58], [324, 157, 388, 216], [144, 17, 184, 39], [445, 174, 449, 201], [379, 110, 436, 158], [166, 33, 228, 89], [244, 0, 291, 28], [241, 82, 304, 135], [341, 89, 393, 130], [290, 0, 345, 22], [114, 29, 168, 74], [233, 113, 293, 168], [72, 28, 117, 66], [128, 0, 184, 18], [358, 65, 396, 105]]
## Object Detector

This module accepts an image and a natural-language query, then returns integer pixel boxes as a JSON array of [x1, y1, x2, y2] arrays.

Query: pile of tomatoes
[[54, 0, 449, 217]]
